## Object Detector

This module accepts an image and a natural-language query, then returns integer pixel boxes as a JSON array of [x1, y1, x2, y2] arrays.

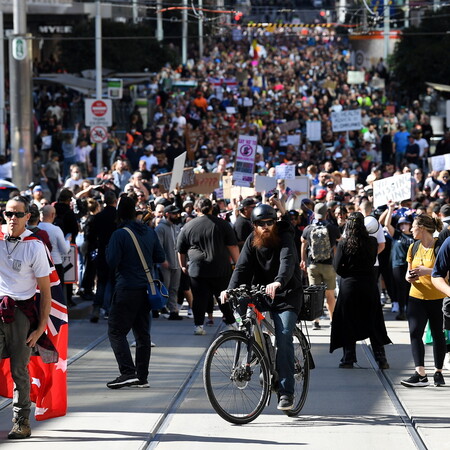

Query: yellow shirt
[[407, 241, 443, 300]]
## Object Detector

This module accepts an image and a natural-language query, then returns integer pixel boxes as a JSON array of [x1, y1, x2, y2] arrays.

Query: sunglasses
[[255, 219, 275, 227], [4, 211, 27, 218]]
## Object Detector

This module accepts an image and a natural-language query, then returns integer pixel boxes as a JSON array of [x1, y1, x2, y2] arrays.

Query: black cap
[[164, 205, 181, 214], [240, 198, 256, 209]]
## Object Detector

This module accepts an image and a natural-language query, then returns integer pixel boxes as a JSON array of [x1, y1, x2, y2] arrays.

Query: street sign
[[12, 37, 27, 61], [85, 99, 112, 127], [90, 125, 108, 144]]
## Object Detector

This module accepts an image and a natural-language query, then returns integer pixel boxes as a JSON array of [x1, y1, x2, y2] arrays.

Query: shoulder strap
[[123, 227, 156, 295], [411, 240, 421, 260]]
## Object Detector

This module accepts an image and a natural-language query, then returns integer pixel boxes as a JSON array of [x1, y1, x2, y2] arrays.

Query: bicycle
[[203, 285, 315, 424]]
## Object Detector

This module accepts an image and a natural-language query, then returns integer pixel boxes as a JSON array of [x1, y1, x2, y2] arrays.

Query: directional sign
[[85, 99, 112, 127], [90, 125, 108, 144]]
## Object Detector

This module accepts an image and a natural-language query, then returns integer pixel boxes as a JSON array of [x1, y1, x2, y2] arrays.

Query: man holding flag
[[0, 196, 54, 439]]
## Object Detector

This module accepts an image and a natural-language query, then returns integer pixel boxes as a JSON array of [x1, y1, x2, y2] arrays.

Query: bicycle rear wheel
[[203, 331, 271, 424], [285, 327, 310, 417]]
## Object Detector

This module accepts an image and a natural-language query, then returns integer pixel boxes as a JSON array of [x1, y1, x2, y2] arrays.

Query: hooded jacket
[[155, 218, 180, 269], [106, 220, 166, 290], [228, 220, 303, 312]]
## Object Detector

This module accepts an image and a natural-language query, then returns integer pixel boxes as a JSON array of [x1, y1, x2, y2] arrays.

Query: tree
[[58, 21, 179, 73], [391, 6, 450, 101]]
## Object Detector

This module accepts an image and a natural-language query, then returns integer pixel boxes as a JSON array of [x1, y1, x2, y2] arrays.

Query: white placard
[[286, 135, 301, 147], [331, 110, 362, 132], [275, 165, 295, 180], [373, 173, 412, 208], [243, 98, 253, 107], [285, 177, 310, 201], [226, 106, 237, 114], [254, 174, 276, 193], [169, 152, 187, 192], [62, 244, 78, 284], [429, 154, 450, 171], [347, 71, 365, 85], [306, 121, 321, 141], [341, 177, 356, 192]]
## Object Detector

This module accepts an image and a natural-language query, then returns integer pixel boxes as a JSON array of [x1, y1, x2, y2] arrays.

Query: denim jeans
[[271, 309, 297, 396]]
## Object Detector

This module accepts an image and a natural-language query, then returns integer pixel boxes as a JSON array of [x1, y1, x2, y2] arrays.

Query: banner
[[233, 134, 257, 187], [373, 173, 411, 208], [331, 110, 362, 132]]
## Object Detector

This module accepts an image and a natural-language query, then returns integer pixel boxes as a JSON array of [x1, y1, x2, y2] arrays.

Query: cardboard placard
[[278, 120, 300, 133], [222, 175, 233, 199], [186, 173, 221, 195]]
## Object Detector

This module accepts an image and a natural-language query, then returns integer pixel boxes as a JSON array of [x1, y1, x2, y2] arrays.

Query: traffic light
[[319, 10, 326, 17], [234, 11, 243, 21]]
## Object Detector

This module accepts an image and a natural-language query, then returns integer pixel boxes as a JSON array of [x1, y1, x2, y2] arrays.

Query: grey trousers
[[160, 267, 181, 313], [0, 308, 32, 419]]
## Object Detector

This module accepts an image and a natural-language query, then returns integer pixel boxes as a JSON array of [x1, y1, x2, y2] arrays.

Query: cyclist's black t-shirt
[[177, 214, 237, 278]]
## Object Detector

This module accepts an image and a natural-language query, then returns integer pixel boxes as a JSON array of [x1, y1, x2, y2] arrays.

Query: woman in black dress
[[330, 212, 392, 369]]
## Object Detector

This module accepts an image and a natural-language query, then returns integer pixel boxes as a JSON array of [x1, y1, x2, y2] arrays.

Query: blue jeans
[[271, 310, 297, 397]]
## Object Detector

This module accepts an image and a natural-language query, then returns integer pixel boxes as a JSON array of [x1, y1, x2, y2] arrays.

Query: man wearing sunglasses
[[0, 196, 52, 439], [221, 204, 303, 411]]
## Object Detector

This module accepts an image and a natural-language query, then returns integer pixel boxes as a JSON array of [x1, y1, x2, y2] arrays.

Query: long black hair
[[343, 212, 371, 255]]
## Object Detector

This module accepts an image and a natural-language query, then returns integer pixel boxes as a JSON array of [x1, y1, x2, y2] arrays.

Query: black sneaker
[[401, 371, 429, 387], [106, 374, 139, 389], [168, 311, 183, 321], [132, 379, 150, 388], [277, 394, 294, 411], [339, 362, 354, 369], [313, 321, 321, 330], [434, 371, 445, 386]]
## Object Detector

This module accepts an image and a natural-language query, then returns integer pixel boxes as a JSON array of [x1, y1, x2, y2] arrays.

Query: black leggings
[[408, 296, 446, 369], [392, 265, 409, 313], [190, 276, 234, 326]]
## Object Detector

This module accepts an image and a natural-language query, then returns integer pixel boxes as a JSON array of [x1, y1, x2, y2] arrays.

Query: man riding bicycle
[[221, 204, 303, 411]]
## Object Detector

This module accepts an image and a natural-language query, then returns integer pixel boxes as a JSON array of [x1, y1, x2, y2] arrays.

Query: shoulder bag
[[123, 227, 169, 310]]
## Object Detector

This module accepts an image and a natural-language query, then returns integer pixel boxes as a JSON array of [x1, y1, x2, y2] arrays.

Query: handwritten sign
[[306, 120, 321, 142], [429, 154, 450, 171], [286, 135, 301, 148], [186, 173, 221, 195], [331, 110, 362, 132], [275, 165, 295, 180], [278, 120, 300, 133], [373, 173, 411, 208], [254, 174, 276, 193], [347, 71, 365, 85], [285, 177, 310, 202]]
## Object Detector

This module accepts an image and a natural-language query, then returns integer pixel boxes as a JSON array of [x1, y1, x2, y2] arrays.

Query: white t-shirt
[[370, 223, 386, 267], [38, 222, 71, 265], [0, 229, 51, 300]]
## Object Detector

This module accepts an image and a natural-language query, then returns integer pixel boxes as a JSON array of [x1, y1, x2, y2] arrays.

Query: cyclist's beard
[[252, 227, 280, 249]]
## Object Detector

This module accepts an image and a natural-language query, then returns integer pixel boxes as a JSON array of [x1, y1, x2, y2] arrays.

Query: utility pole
[[384, 0, 390, 61], [95, 0, 103, 174], [0, 11, 6, 156], [404, 0, 409, 28], [9, 0, 33, 191], [198, 0, 204, 59], [132, 0, 138, 24], [156, 0, 163, 41], [182, 0, 188, 65]]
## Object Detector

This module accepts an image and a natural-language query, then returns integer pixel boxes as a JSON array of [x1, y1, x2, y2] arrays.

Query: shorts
[[307, 263, 336, 290]]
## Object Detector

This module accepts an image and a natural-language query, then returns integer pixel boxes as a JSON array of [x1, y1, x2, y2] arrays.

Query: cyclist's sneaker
[[434, 371, 445, 386], [106, 374, 139, 389], [401, 371, 429, 387], [277, 394, 294, 411], [160, 307, 170, 319], [194, 325, 206, 335], [187, 308, 194, 319], [132, 379, 150, 388], [312, 321, 321, 330]]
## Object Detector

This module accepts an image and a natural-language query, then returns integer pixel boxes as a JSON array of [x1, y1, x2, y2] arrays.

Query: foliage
[[58, 20, 179, 73], [391, 6, 450, 100]]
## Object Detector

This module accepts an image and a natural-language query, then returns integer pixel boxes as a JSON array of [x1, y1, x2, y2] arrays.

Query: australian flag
[[0, 234, 68, 421]]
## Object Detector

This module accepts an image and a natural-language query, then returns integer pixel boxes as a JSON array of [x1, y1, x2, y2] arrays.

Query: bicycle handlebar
[[226, 285, 274, 313]]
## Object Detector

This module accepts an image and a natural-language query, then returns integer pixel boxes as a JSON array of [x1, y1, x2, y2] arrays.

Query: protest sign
[[254, 175, 276, 193], [187, 173, 221, 195], [287, 135, 301, 147], [331, 110, 362, 132], [230, 185, 255, 201], [226, 106, 237, 114], [285, 177, 310, 202], [169, 152, 186, 193], [341, 177, 356, 192], [62, 245, 78, 284], [306, 120, 321, 141], [233, 134, 257, 187], [429, 154, 450, 171], [157, 168, 195, 193], [275, 165, 296, 180], [347, 71, 365, 85], [373, 173, 411, 208], [278, 120, 300, 133], [222, 175, 233, 199]]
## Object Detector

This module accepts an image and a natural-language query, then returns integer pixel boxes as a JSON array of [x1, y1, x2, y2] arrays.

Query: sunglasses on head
[[254, 219, 275, 227], [4, 211, 27, 218]]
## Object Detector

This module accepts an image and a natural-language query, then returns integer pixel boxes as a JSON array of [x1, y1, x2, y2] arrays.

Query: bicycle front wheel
[[285, 327, 311, 417], [203, 331, 271, 424]]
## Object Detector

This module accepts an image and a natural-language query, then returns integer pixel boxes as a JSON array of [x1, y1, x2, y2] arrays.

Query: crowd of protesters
[[1, 27, 450, 388]]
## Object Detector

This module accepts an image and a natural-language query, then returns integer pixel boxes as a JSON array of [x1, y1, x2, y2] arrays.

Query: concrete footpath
[[0, 304, 449, 449]]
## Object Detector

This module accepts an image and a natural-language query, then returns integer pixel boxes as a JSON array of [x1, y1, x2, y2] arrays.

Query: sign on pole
[[85, 99, 112, 127], [331, 110, 362, 132], [373, 174, 411, 208], [233, 134, 257, 187], [90, 125, 108, 144], [12, 37, 27, 61]]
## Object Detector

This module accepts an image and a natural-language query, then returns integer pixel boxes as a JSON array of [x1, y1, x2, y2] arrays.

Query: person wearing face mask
[[155, 205, 183, 320]]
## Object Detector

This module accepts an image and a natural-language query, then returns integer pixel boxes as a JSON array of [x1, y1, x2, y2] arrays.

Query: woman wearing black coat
[[330, 212, 391, 369]]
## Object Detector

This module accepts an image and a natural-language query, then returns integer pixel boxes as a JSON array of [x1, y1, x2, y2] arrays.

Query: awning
[[426, 82, 450, 93]]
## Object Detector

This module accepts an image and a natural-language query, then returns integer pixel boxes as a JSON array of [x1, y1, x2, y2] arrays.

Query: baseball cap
[[164, 205, 181, 214], [240, 198, 256, 209], [314, 203, 328, 219], [316, 189, 327, 200], [33, 185, 43, 193]]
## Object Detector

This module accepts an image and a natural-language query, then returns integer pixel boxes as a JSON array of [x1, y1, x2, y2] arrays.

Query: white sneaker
[[225, 322, 239, 331], [151, 341, 156, 348], [380, 293, 386, 305], [187, 308, 194, 319], [444, 353, 450, 371], [391, 302, 399, 313], [194, 325, 206, 335]]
